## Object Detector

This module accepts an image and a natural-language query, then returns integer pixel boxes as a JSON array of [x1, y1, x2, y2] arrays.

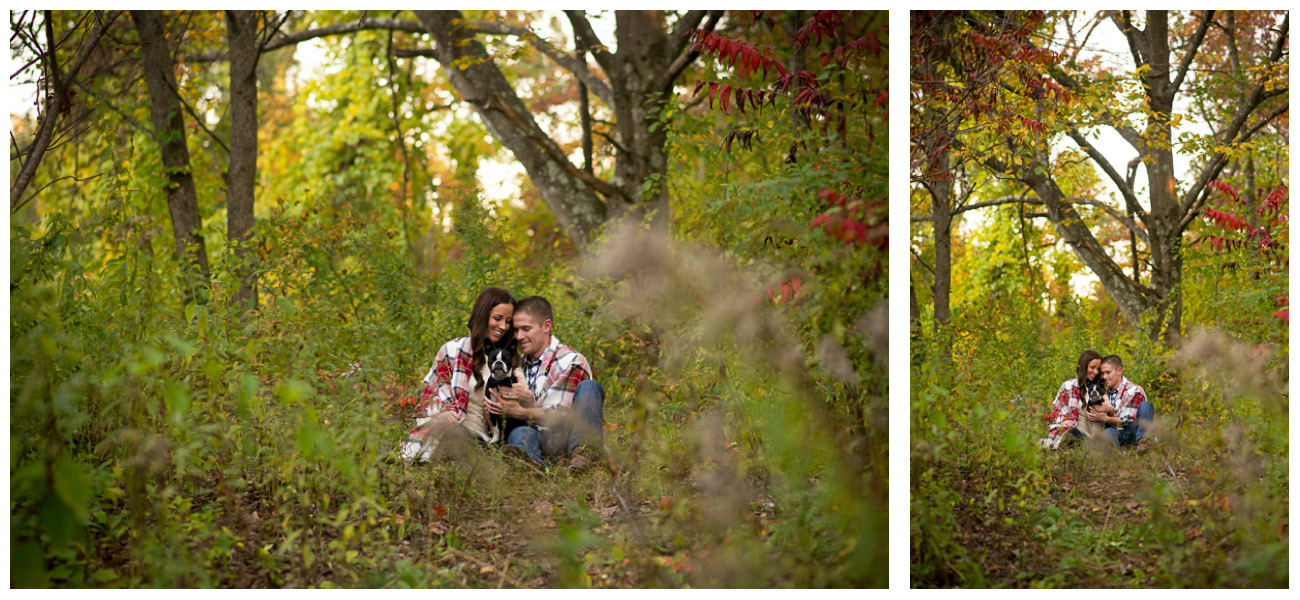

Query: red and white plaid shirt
[[1041, 378, 1086, 448], [1107, 376, 1147, 424], [410, 337, 475, 434], [522, 335, 593, 413]]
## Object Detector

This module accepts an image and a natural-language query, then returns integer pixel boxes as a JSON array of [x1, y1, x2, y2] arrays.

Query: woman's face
[[487, 303, 514, 343], [1086, 358, 1101, 381]]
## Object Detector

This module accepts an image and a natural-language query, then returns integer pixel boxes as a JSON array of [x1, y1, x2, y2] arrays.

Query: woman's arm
[[422, 339, 471, 423], [1046, 380, 1080, 431]]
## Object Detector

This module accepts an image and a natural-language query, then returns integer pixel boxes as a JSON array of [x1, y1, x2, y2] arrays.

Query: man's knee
[[1138, 400, 1155, 420], [506, 424, 538, 446], [574, 380, 605, 406]]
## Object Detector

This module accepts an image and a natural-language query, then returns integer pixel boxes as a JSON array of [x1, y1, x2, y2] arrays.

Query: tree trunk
[[226, 10, 260, 311], [132, 10, 211, 303], [605, 11, 675, 231], [415, 11, 607, 247], [1136, 10, 1183, 344], [929, 160, 954, 370], [413, 10, 716, 246], [910, 280, 923, 366]]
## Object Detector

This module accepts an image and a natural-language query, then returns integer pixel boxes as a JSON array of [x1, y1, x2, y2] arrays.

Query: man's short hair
[[515, 296, 553, 325], [1101, 355, 1123, 369]]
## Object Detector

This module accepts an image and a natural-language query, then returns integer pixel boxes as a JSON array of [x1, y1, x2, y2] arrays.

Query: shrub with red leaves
[[811, 189, 886, 248]]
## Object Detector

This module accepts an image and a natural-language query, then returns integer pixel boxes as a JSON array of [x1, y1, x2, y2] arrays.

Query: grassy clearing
[[911, 330, 1288, 588], [10, 206, 885, 588]]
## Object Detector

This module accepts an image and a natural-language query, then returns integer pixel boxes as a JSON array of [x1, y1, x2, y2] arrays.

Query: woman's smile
[[487, 303, 514, 343]]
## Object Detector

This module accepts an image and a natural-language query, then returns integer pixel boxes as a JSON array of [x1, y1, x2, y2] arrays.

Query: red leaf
[[433, 505, 448, 518], [1210, 180, 1241, 203], [865, 32, 882, 55], [720, 84, 732, 112], [1262, 184, 1287, 215]]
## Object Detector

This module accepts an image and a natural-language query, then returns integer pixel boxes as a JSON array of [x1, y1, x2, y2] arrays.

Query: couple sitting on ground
[[1040, 349, 1155, 450], [400, 287, 604, 471]]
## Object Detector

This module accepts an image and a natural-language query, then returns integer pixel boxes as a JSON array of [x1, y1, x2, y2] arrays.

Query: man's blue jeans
[[505, 380, 604, 464], [1105, 401, 1155, 448]]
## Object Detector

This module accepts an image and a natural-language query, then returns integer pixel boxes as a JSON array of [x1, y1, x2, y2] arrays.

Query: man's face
[[1101, 362, 1123, 389], [513, 311, 552, 359]]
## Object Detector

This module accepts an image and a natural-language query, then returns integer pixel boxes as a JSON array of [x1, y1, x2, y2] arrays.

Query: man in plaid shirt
[[1087, 355, 1155, 448], [485, 296, 604, 471]]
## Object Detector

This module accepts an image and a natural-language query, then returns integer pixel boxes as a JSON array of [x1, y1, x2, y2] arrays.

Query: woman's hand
[[1061, 419, 1077, 429]]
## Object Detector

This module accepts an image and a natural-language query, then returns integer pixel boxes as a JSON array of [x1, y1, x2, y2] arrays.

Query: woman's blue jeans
[[505, 380, 604, 464], [1105, 400, 1155, 448]]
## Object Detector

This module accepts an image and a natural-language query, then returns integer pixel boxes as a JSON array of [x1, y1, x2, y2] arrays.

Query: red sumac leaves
[[1210, 180, 1241, 203], [688, 30, 786, 79], [811, 189, 886, 248]]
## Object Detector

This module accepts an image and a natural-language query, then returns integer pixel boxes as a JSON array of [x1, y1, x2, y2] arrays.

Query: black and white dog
[[484, 339, 527, 441], [1079, 381, 1108, 438]]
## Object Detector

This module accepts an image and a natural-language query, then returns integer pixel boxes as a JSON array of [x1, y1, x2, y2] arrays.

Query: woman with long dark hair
[[401, 287, 515, 461], [1039, 349, 1113, 448]]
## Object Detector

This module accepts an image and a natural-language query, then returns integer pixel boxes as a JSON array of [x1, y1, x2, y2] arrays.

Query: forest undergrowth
[[911, 310, 1289, 588], [10, 169, 887, 587]]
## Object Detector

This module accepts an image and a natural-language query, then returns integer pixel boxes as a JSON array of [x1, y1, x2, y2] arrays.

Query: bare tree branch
[[464, 20, 614, 106], [163, 75, 229, 155], [11, 10, 122, 209], [656, 10, 723, 94], [12, 172, 103, 214], [564, 10, 615, 75], [185, 17, 426, 61], [1064, 126, 1149, 226], [1170, 10, 1214, 97], [73, 80, 156, 142], [393, 47, 436, 59]]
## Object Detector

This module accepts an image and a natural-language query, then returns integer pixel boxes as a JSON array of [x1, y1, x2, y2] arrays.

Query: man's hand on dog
[[490, 381, 533, 405], [486, 384, 535, 420]]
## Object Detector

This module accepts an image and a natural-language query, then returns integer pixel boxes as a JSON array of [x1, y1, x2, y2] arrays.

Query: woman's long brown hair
[[1076, 349, 1102, 391], [467, 287, 515, 392]]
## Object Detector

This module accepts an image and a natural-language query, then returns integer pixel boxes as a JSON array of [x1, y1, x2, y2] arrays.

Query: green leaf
[[92, 568, 120, 583], [52, 457, 92, 518], [165, 381, 191, 421], [40, 493, 80, 548], [11, 540, 50, 587]]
